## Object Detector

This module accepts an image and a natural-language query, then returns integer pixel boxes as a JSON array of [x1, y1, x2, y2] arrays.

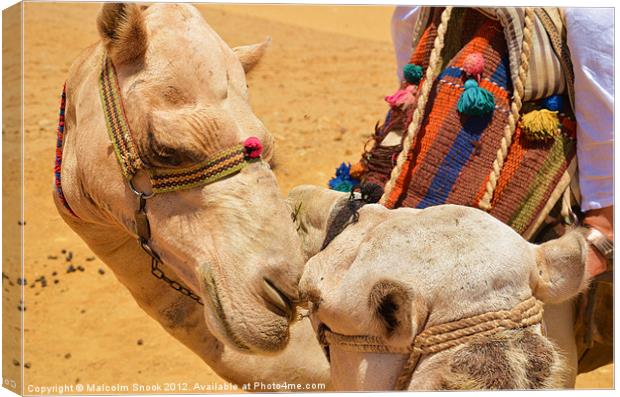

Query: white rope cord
[[478, 8, 535, 210], [380, 7, 454, 206]]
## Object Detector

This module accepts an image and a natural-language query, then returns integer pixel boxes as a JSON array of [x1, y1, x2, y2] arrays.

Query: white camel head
[[55, 3, 303, 354], [292, 185, 589, 390]]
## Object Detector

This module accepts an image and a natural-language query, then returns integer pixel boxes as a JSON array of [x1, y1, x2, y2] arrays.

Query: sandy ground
[[2, 2, 612, 394]]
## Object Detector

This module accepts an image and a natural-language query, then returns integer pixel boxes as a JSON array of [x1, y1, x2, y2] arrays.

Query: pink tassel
[[385, 85, 417, 109], [243, 136, 263, 159], [463, 52, 485, 82]]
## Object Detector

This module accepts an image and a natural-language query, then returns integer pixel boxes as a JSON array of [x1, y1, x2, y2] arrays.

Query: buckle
[[585, 226, 614, 265]]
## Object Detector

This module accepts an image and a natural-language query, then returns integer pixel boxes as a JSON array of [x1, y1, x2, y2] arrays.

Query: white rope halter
[[317, 296, 544, 390]]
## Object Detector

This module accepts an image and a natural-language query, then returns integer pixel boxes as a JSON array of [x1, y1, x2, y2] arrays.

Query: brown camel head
[[56, 3, 303, 354], [293, 186, 588, 390]]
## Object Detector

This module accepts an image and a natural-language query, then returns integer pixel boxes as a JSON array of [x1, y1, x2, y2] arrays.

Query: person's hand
[[583, 206, 613, 278]]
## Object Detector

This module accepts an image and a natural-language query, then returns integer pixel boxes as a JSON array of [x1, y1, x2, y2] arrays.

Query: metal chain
[[130, 181, 204, 306], [150, 257, 204, 305]]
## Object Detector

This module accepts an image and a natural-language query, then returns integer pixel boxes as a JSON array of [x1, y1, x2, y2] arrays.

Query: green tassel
[[403, 63, 424, 85], [520, 109, 560, 141], [457, 79, 495, 116]]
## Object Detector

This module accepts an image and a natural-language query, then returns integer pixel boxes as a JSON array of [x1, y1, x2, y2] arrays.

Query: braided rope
[[380, 7, 454, 207], [478, 8, 535, 210], [318, 296, 544, 390], [413, 297, 543, 354]]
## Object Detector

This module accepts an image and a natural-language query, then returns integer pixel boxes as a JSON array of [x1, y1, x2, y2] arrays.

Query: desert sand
[[2, 2, 612, 394]]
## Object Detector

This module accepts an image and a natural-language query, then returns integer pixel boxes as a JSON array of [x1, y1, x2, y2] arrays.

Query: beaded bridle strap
[[98, 52, 260, 193], [317, 296, 544, 390]]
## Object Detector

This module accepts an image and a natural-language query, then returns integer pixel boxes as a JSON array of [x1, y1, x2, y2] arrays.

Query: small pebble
[[52, 271, 57, 276], [66, 265, 76, 273], [65, 251, 73, 262], [77, 265, 85, 272], [24, 362, 31, 369], [86, 257, 95, 262], [80, 309, 86, 314], [137, 339, 143, 346], [64, 353, 71, 359], [17, 278, 26, 286], [47, 255, 58, 260], [98, 268, 105, 275], [54, 280, 59, 284], [17, 305, 25, 312], [61, 249, 66, 254], [12, 359, 19, 366]]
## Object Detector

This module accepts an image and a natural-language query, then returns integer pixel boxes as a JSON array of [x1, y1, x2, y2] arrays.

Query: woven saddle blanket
[[359, 7, 576, 240]]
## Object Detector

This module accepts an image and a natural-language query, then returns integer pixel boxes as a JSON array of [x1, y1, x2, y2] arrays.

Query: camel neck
[[55, 210, 330, 386]]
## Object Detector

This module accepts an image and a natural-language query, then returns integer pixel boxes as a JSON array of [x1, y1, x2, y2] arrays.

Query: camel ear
[[531, 228, 589, 304], [233, 37, 271, 73], [369, 280, 416, 344], [97, 3, 148, 66]]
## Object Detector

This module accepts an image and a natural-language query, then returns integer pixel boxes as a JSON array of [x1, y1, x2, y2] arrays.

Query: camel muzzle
[[316, 296, 544, 390]]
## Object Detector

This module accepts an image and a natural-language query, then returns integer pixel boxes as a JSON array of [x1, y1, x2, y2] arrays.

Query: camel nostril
[[262, 277, 295, 320]]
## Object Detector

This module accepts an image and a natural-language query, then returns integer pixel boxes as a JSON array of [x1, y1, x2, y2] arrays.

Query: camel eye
[[146, 131, 183, 166], [143, 130, 203, 168]]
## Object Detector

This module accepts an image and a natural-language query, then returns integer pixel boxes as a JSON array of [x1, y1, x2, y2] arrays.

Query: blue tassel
[[541, 95, 563, 112], [328, 162, 360, 192]]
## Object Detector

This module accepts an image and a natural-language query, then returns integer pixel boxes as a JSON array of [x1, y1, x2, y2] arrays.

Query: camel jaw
[[199, 266, 292, 354]]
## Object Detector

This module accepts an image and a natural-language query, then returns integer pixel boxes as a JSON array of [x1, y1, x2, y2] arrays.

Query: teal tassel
[[403, 63, 424, 85], [457, 79, 495, 116]]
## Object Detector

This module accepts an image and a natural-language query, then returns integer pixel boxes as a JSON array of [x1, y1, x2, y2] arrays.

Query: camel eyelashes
[[142, 130, 204, 168]]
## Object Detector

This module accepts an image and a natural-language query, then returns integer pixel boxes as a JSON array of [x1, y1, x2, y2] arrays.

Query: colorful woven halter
[[54, 83, 76, 216], [97, 52, 261, 194], [54, 51, 265, 305]]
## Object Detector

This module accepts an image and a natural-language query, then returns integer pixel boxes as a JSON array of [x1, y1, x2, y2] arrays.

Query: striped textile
[[54, 83, 76, 216], [481, 7, 567, 101], [99, 53, 143, 180], [97, 52, 257, 194], [416, 7, 569, 102], [360, 8, 576, 237], [150, 145, 247, 193]]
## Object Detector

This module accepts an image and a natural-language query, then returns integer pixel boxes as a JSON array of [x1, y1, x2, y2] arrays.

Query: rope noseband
[[317, 296, 544, 390]]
